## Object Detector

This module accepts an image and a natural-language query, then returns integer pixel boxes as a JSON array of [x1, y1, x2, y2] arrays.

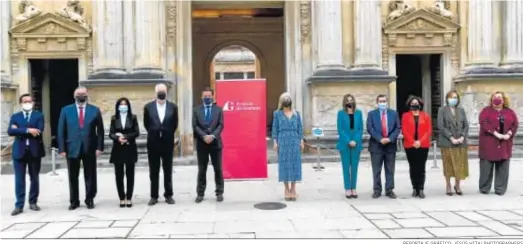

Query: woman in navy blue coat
[[336, 94, 364, 199]]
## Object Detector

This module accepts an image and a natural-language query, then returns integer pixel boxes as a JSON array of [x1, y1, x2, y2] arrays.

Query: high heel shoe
[[126, 200, 133, 208], [454, 186, 463, 196], [284, 190, 291, 201], [119, 200, 125, 208], [290, 191, 297, 201]]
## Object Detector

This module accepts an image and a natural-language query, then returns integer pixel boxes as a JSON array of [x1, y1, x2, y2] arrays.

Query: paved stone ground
[[1, 159, 523, 239]]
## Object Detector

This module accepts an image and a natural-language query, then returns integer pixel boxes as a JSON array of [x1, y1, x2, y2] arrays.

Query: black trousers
[[405, 148, 429, 191], [196, 143, 224, 196], [114, 162, 135, 200], [14, 149, 41, 209], [67, 152, 97, 204], [370, 151, 396, 193], [148, 146, 173, 199]]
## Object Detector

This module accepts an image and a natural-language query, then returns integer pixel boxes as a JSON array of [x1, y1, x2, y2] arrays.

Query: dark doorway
[[395, 54, 442, 125], [29, 59, 79, 148]]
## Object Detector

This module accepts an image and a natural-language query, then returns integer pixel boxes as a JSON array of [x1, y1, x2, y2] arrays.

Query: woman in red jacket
[[401, 95, 432, 199]]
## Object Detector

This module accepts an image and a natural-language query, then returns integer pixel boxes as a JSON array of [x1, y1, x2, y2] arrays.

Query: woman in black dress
[[109, 97, 140, 207]]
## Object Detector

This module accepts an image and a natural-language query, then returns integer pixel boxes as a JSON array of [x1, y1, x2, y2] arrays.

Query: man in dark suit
[[193, 87, 224, 203], [143, 83, 178, 205], [7, 94, 45, 216], [367, 94, 401, 199], [57, 86, 104, 210]]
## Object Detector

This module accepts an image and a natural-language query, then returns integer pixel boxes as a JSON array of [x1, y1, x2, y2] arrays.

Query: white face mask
[[22, 102, 33, 111]]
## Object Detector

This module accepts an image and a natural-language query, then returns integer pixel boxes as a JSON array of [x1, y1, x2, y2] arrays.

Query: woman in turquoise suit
[[336, 94, 364, 199]]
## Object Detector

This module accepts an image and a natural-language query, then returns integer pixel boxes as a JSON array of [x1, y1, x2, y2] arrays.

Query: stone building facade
[[1, 0, 522, 154]]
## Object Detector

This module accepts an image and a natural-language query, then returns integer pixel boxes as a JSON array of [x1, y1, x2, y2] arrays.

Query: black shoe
[[11, 208, 23, 216], [126, 200, 133, 208], [495, 192, 504, 196], [216, 195, 224, 202], [148, 198, 158, 206], [195, 195, 204, 203], [412, 190, 418, 197], [386, 191, 397, 199], [352, 194, 358, 199], [418, 190, 425, 199], [120, 201, 126, 208], [165, 197, 175, 205], [68, 202, 79, 210], [372, 192, 381, 199], [480, 190, 489, 195], [85, 200, 95, 209], [454, 186, 463, 196], [29, 204, 40, 211]]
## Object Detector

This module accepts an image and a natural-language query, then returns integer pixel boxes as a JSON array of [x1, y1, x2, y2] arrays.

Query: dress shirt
[[120, 113, 127, 128], [156, 102, 166, 123]]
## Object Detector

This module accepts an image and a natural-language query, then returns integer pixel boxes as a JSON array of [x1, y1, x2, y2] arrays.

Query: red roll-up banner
[[215, 79, 268, 180]]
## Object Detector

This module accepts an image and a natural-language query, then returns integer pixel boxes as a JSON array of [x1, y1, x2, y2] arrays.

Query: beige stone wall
[[310, 82, 389, 132], [455, 81, 523, 126], [87, 85, 157, 133], [1, 87, 18, 142]]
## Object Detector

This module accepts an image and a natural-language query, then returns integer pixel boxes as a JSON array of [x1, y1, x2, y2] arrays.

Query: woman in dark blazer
[[109, 97, 140, 207], [437, 90, 469, 196], [401, 95, 432, 199], [336, 94, 364, 199]]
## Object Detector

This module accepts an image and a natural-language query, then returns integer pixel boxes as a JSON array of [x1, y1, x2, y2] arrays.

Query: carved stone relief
[[299, 1, 311, 43], [165, 0, 177, 47], [387, 0, 417, 21], [426, 0, 452, 19], [56, 0, 90, 30]]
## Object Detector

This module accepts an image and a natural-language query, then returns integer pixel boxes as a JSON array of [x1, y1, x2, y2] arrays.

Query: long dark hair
[[114, 97, 133, 119], [342, 94, 357, 110]]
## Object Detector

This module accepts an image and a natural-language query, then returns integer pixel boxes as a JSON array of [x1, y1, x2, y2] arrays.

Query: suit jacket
[[109, 114, 140, 163], [192, 104, 224, 149], [7, 110, 46, 160], [437, 106, 469, 148], [143, 100, 178, 149], [402, 111, 432, 149], [57, 103, 105, 158], [336, 109, 364, 151], [366, 108, 401, 153]]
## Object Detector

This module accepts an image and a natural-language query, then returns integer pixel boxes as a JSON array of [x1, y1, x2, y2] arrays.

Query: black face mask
[[410, 104, 421, 111], [157, 92, 166, 100], [345, 103, 354, 109], [282, 101, 292, 107], [75, 95, 87, 103]]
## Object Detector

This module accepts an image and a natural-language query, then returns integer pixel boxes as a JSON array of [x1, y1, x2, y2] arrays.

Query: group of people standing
[[8, 83, 225, 216], [7, 83, 519, 215], [271, 90, 518, 201]]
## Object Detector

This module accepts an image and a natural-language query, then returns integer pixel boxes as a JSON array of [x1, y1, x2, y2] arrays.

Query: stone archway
[[192, 17, 285, 130]]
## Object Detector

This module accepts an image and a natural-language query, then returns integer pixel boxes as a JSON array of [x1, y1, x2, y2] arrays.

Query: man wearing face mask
[[143, 83, 179, 205], [366, 94, 401, 199], [192, 87, 224, 203], [7, 94, 46, 216], [57, 86, 104, 210]]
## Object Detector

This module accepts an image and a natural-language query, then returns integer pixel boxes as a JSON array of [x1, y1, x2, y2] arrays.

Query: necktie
[[25, 112, 30, 123], [381, 111, 387, 137], [205, 106, 211, 122], [79, 106, 85, 128]]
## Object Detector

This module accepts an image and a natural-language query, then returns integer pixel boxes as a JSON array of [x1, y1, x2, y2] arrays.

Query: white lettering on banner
[[222, 101, 261, 112]]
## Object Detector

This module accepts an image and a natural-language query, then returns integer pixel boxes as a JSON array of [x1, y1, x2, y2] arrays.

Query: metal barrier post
[[50, 148, 58, 176], [431, 140, 438, 169], [312, 142, 325, 171]]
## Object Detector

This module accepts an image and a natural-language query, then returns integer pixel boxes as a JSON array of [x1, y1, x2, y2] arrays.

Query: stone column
[[0, 0, 10, 82], [133, 1, 163, 76], [502, 0, 523, 70], [352, 0, 384, 72], [92, 1, 125, 76], [466, 0, 496, 68], [123, 0, 135, 72], [313, 0, 346, 71]]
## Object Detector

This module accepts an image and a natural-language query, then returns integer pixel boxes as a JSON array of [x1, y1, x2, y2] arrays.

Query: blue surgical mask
[[378, 103, 387, 111], [203, 97, 213, 105], [118, 105, 128, 113], [448, 98, 458, 106]]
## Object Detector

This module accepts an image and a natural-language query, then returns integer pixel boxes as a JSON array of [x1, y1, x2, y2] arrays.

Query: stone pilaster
[[123, 0, 135, 72], [351, 0, 386, 74], [0, 0, 10, 82], [312, 0, 347, 73], [465, 0, 497, 71], [132, 1, 164, 77], [501, 0, 523, 71], [91, 1, 125, 78]]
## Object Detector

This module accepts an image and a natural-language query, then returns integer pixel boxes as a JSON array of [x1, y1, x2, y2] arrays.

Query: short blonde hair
[[277, 92, 295, 113], [490, 91, 511, 108]]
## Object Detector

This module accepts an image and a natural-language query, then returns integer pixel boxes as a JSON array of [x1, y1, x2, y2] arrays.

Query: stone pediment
[[9, 12, 91, 38], [384, 9, 459, 34]]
